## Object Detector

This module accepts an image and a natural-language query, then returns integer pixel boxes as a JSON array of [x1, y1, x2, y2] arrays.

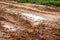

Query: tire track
[[0, 1, 60, 15]]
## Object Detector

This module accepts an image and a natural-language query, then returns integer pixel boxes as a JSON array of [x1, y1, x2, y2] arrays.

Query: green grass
[[16, 0, 60, 6]]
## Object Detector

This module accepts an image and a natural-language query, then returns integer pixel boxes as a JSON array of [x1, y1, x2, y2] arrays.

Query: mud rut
[[0, 1, 60, 40]]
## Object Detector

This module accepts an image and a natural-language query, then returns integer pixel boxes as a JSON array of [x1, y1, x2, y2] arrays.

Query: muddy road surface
[[0, 1, 60, 40]]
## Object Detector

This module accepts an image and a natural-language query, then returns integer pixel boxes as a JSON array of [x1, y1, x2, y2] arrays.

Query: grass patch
[[16, 0, 60, 6]]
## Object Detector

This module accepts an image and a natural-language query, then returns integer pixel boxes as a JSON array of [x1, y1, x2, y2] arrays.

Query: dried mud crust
[[0, 1, 60, 40]]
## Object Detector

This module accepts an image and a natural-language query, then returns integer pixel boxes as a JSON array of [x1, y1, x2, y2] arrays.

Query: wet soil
[[0, 1, 60, 40]]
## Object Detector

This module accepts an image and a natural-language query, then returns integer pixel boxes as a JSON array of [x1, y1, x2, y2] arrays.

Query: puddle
[[22, 13, 46, 21], [1, 21, 17, 32]]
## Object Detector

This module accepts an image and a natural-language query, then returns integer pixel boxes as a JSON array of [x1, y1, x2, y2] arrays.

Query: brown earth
[[0, 1, 60, 40]]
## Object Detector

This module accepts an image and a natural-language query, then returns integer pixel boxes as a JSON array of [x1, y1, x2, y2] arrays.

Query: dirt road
[[0, 1, 60, 40]]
